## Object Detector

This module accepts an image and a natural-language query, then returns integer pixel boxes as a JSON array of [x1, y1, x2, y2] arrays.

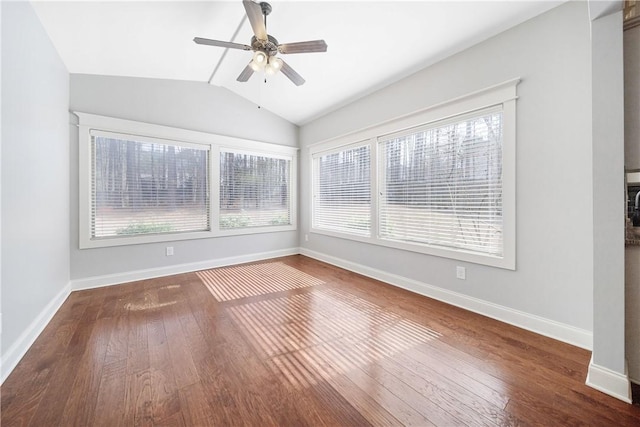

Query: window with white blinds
[[309, 79, 517, 269], [78, 112, 298, 248], [91, 131, 210, 239], [379, 109, 504, 257], [313, 144, 371, 236], [220, 150, 292, 229]]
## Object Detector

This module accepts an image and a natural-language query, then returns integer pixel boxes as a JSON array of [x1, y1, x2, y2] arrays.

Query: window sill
[[310, 228, 514, 270]]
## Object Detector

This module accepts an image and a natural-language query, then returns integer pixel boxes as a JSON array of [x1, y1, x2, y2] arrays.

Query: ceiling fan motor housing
[[251, 35, 279, 56]]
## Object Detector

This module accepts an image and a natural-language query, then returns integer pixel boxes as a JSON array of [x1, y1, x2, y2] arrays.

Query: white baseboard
[[2, 247, 599, 392], [586, 356, 632, 403], [300, 248, 593, 350], [1, 283, 72, 384], [70, 247, 299, 291]]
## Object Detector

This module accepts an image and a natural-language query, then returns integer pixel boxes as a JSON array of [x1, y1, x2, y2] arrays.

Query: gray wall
[[626, 25, 640, 170], [625, 22, 640, 383], [1, 1, 70, 356], [69, 75, 299, 280], [299, 2, 594, 331], [591, 9, 626, 377]]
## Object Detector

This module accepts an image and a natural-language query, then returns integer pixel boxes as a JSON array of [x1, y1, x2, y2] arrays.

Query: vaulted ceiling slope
[[32, 1, 563, 125]]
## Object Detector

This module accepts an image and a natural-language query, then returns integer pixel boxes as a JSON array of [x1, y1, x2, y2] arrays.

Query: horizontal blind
[[313, 144, 371, 236], [379, 110, 503, 256], [91, 134, 210, 239], [219, 150, 291, 229]]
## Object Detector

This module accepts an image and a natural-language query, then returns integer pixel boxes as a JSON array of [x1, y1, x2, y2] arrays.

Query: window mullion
[[211, 145, 221, 233], [370, 137, 379, 241]]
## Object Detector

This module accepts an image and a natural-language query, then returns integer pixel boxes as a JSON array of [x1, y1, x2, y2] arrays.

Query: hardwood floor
[[2, 255, 639, 426]]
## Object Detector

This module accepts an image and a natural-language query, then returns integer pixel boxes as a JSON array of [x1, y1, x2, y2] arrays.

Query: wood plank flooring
[[2, 255, 640, 426]]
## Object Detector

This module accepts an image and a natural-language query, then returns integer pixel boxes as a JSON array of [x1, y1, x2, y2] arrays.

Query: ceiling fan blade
[[194, 37, 251, 51], [279, 40, 328, 54], [237, 62, 255, 82], [280, 60, 305, 86], [242, 0, 267, 41]]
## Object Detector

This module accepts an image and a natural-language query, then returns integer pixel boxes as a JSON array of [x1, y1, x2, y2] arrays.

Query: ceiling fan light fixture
[[265, 57, 283, 75], [252, 50, 267, 68], [249, 59, 261, 72]]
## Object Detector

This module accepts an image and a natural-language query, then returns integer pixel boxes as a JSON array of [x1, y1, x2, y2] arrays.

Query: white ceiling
[[31, 1, 563, 125]]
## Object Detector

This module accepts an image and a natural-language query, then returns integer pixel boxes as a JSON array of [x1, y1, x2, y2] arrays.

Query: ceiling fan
[[194, 0, 327, 86]]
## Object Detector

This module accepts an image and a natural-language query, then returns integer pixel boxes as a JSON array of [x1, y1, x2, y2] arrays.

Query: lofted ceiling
[[31, 1, 563, 125]]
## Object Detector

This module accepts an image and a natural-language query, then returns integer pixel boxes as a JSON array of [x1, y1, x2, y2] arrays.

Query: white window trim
[[76, 112, 298, 249], [309, 78, 518, 270]]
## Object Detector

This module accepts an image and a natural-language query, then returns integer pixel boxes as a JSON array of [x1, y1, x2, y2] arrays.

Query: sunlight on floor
[[228, 286, 442, 389], [197, 262, 325, 301]]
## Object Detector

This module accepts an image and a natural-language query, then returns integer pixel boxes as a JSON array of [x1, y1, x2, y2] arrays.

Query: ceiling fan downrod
[[260, 2, 272, 33]]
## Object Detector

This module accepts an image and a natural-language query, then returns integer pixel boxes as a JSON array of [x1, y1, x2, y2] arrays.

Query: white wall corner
[[586, 356, 632, 403], [299, 248, 593, 351], [588, 0, 623, 21], [1, 283, 72, 384]]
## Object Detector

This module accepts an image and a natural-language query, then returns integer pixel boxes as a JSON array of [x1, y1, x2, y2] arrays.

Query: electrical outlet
[[456, 266, 466, 280], [166, 246, 174, 256], [305, 234, 309, 242]]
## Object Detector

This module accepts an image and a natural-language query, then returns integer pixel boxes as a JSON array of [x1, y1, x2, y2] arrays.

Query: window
[[91, 132, 210, 239], [220, 150, 292, 229], [379, 109, 503, 257], [309, 79, 517, 269], [77, 113, 297, 248], [312, 143, 371, 236]]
